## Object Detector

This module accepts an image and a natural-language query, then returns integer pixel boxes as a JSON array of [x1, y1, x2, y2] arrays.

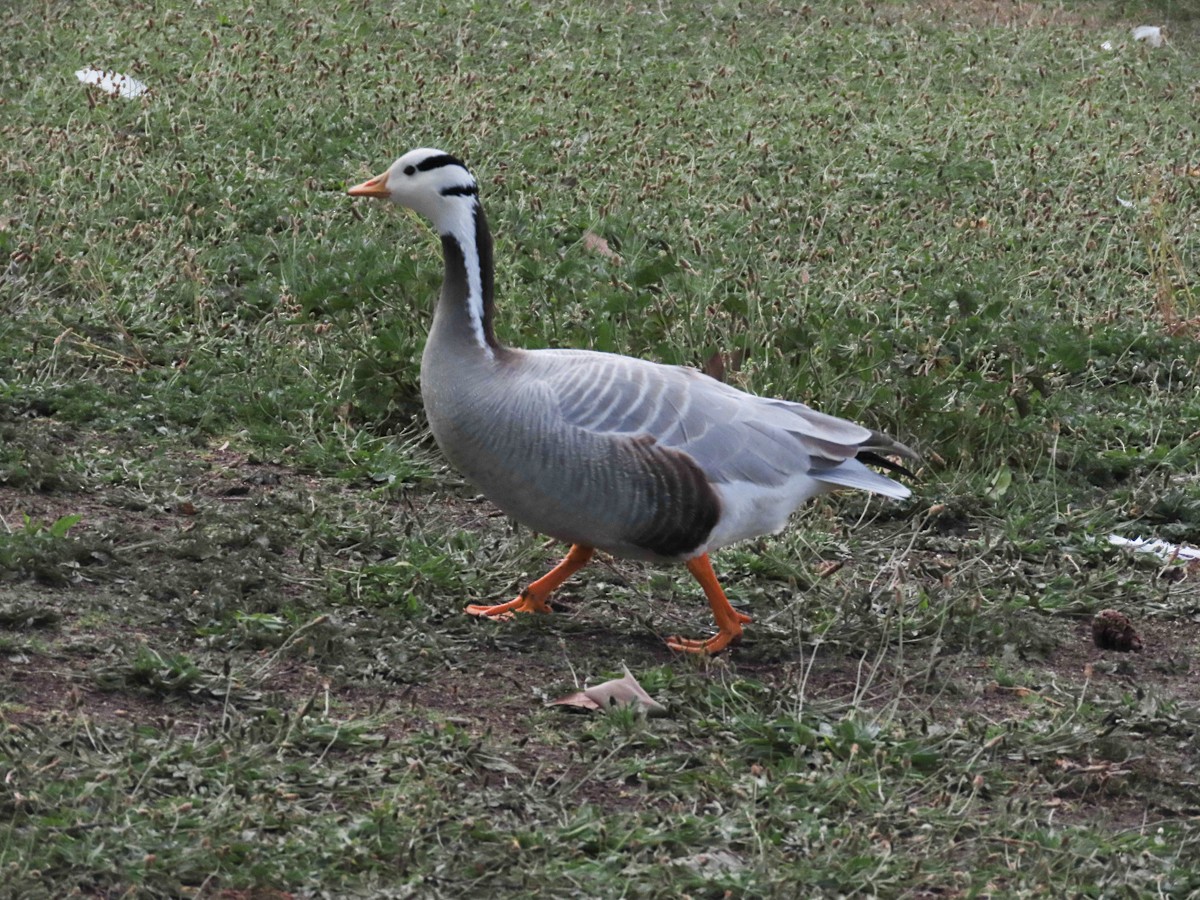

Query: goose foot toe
[[665, 628, 741, 655], [465, 590, 553, 619]]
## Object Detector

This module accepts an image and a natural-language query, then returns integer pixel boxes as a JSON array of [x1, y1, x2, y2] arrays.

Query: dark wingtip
[[855, 450, 918, 481], [858, 431, 921, 480]]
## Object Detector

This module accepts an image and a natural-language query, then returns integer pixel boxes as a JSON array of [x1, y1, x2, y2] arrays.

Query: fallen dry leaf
[[671, 849, 745, 876], [816, 560, 844, 579], [582, 230, 621, 264], [549, 665, 667, 716]]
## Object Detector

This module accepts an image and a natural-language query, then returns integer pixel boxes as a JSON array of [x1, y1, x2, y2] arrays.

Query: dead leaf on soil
[[1054, 757, 1131, 779], [672, 849, 746, 876], [549, 665, 667, 716], [816, 560, 844, 579], [582, 230, 621, 264]]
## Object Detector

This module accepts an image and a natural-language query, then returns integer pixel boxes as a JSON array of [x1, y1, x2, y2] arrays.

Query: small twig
[[313, 722, 344, 769], [220, 658, 235, 731], [558, 636, 580, 688], [250, 614, 329, 681], [989, 684, 1065, 707]]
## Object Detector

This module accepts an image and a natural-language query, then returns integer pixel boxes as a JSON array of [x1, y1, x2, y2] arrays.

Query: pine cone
[[1092, 609, 1143, 653]]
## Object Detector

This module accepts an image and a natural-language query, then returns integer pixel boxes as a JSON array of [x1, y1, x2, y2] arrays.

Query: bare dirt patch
[[4, 435, 1196, 738]]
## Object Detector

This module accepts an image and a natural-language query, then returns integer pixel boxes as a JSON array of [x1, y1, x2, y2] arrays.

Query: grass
[[2, 0, 1200, 896]]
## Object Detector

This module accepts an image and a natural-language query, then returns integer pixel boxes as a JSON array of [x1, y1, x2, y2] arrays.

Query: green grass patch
[[2, 0, 1199, 896]]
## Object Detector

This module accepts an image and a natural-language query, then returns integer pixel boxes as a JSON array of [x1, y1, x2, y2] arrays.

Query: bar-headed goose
[[349, 149, 916, 654]]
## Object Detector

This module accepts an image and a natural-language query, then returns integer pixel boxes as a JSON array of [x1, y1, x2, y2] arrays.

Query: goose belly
[[424, 398, 719, 562]]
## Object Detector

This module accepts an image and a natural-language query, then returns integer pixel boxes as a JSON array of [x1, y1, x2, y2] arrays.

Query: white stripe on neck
[[437, 196, 492, 358]]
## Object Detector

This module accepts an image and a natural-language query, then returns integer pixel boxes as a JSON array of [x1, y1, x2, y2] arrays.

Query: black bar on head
[[417, 153, 466, 172]]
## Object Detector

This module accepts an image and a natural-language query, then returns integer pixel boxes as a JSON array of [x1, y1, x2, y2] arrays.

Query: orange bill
[[347, 171, 390, 198]]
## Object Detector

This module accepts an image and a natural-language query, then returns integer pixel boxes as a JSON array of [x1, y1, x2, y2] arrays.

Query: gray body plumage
[[424, 339, 911, 562]]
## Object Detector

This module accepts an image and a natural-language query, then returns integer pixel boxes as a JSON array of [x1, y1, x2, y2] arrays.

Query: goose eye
[[403, 165, 416, 176]]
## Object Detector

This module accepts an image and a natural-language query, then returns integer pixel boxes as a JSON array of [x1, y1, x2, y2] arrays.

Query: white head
[[348, 148, 478, 236], [349, 149, 495, 354]]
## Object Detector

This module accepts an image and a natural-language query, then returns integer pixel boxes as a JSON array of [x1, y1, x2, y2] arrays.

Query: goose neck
[[432, 201, 500, 357]]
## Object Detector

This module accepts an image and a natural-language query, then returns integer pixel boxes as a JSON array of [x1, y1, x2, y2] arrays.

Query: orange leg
[[466, 544, 594, 619], [666, 554, 752, 655]]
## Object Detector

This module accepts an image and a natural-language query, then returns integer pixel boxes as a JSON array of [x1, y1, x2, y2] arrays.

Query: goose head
[[348, 148, 478, 235]]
